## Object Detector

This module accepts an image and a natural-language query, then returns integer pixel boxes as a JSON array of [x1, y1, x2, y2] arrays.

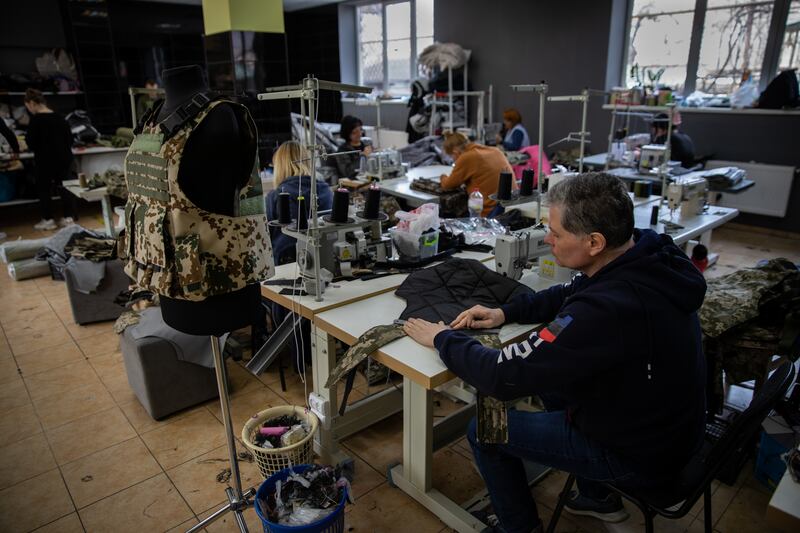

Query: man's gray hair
[[547, 172, 634, 248]]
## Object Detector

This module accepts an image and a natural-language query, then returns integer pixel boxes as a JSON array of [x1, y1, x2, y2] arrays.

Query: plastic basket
[[254, 464, 346, 533], [242, 405, 319, 479]]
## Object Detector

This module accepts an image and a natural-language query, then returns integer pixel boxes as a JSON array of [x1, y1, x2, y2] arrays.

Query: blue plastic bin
[[254, 465, 346, 533]]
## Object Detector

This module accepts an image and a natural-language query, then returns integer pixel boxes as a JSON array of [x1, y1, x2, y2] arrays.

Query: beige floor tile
[[47, 405, 136, 465], [0, 432, 57, 490], [167, 443, 264, 514], [4, 314, 64, 338], [103, 372, 139, 404], [227, 361, 269, 398], [78, 473, 193, 533], [24, 359, 102, 401], [714, 481, 781, 533], [0, 469, 75, 533], [347, 453, 386, 500], [61, 437, 162, 508], [344, 482, 446, 531], [0, 356, 20, 385], [14, 341, 85, 377], [0, 338, 12, 358], [76, 331, 121, 358], [208, 386, 286, 431], [119, 398, 204, 435], [141, 409, 227, 470], [0, 402, 42, 448], [30, 512, 84, 533], [86, 350, 124, 379], [7, 326, 73, 357], [0, 376, 31, 414], [432, 447, 486, 507], [64, 319, 115, 341], [199, 505, 264, 533], [33, 380, 116, 430], [166, 517, 200, 532], [342, 412, 403, 474], [0, 308, 60, 333]]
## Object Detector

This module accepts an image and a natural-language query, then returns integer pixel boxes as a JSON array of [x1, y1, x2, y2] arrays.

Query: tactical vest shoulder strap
[[134, 99, 165, 135], [158, 91, 221, 139]]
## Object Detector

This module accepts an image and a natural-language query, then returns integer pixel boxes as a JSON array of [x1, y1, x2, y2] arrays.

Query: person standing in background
[[24, 88, 78, 230]]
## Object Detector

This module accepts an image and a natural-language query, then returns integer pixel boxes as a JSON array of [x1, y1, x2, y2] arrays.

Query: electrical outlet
[[308, 392, 330, 429]]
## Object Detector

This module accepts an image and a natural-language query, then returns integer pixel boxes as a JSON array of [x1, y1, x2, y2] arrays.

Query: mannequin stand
[[187, 335, 255, 533]]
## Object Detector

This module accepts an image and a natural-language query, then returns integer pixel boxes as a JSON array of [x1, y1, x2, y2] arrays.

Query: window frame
[[353, 0, 432, 94], [622, 0, 795, 94]]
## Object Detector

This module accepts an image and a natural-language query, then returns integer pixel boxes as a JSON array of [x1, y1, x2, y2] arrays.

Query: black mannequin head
[[158, 65, 208, 120]]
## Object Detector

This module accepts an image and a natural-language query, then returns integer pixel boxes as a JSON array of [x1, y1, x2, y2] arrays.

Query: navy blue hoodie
[[434, 229, 708, 475], [265, 175, 333, 264]]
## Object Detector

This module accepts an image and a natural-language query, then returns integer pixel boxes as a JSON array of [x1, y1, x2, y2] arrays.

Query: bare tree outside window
[[779, 0, 800, 70]]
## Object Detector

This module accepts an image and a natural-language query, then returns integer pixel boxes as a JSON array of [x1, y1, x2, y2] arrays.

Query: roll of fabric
[[8, 258, 50, 281], [0, 238, 49, 263]]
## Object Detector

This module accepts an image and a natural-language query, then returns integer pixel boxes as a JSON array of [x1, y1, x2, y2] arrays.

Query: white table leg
[[390, 377, 485, 533], [310, 325, 349, 465], [101, 195, 115, 237]]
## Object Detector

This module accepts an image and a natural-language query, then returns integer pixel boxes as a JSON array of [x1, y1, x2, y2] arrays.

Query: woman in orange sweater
[[440, 132, 514, 217]]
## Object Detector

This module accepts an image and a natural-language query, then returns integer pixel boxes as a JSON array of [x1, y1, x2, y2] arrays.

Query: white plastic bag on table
[[392, 203, 440, 258], [730, 79, 759, 108]]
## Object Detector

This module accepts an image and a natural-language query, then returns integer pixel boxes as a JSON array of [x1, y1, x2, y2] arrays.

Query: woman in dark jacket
[[334, 115, 372, 181], [24, 88, 77, 230], [266, 141, 333, 264]]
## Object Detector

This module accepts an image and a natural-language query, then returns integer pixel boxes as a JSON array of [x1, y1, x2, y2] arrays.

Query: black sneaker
[[470, 510, 543, 533], [564, 490, 630, 523]]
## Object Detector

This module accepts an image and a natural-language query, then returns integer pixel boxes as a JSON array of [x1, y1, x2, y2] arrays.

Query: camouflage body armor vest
[[118, 99, 274, 301]]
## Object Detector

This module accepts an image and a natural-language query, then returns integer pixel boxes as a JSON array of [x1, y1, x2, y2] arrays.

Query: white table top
[[62, 179, 108, 202], [767, 444, 800, 531], [380, 165, 453, 206], [315, 268, 555, 389], [634, 203, 739, 245], [261, 250, 494, 320], [513, 192, 661, 221]]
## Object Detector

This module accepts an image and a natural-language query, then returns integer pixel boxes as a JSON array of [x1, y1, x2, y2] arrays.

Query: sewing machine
[[666, 175, 708, 218], [494, 227, 549, 280], [638, 144, 667, 173], [363, 149, 404, 179], [285, 216, 391, 292]]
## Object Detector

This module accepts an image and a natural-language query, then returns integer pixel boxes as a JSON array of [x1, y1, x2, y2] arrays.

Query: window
[[625, 0, 797, 95], [356, 0, 434, 95]]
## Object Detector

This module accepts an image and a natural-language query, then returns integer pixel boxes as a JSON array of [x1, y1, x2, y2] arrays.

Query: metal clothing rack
[[258, 76, 372, 303], [510, 82, 548, 222], [547, 88, 590, 173]]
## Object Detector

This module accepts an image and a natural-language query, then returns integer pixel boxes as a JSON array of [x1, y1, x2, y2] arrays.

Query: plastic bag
[[279, 505, 335, 526], [394, 203, 440, 237], [440, 217, 508, 246], [730, 79, 759, 108]]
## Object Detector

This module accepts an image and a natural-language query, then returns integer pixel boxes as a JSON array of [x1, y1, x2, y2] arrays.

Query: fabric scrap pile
[[253, 414, 310, 449], [258, 465, 350, 526]]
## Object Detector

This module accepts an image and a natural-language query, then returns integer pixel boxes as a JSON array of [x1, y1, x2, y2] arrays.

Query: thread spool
[[650, 204, 659, 226], [497, 171, 513, 200], [633, 180, 652, 198], [331, 188, 350, 223], [277, 192, 292, 224], [364, 184, 381, 219], [296, 195, 308, 230], [520, 168, 535, 196]]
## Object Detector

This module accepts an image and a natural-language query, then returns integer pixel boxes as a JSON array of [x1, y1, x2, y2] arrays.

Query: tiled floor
[[1, 207, 798, 532]]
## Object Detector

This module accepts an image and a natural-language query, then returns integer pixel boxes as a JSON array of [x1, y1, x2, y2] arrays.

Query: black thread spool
[[296, 195, 308, 230], [650, 204, 659, 226], [497, 171, 513, 200], [634, 180, 652, 198], [277, 192, 292, 224], [364, 185, 381, 219], [331, 188, 350, 223], [520, 168, 535, 197]]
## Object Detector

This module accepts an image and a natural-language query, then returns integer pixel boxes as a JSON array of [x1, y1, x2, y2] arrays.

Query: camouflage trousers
[[326, 323, 510, 444]]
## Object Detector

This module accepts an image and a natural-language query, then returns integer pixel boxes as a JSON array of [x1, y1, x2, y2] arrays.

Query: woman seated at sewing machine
[[334, 115, 373, 180], [496, 108, 531, 151], [441, 132, 515, 217], [266, 141, 333, 264]]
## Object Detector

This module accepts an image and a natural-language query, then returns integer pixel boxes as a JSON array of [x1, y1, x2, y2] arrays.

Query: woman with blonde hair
[[440, 132, 514, 217], [266, 141, 332, 264]]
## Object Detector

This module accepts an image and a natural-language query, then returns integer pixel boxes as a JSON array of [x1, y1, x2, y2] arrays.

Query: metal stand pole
[[578, 88, 589, 173], [187, 336, 254, 533]]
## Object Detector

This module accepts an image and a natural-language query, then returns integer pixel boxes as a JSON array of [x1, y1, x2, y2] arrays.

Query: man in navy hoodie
[[404, 173, 707, 533]]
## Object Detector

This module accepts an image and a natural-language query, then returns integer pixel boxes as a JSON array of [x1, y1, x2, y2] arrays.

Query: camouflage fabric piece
[[87, 168, 128, 199], [325, 322, 509, 443], [64, 235, 117, 262], [113, 309, 141, 334], [119, 100, 274, 301], [325, 324, 406, 389], [700, 258, 799, 338], [409, 178, 467, 218]]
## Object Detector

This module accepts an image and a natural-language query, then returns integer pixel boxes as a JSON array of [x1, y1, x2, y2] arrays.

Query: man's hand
[[363, 145, 373, 156], [450, 305, 505, 330], [403, 318, 449, 348]]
